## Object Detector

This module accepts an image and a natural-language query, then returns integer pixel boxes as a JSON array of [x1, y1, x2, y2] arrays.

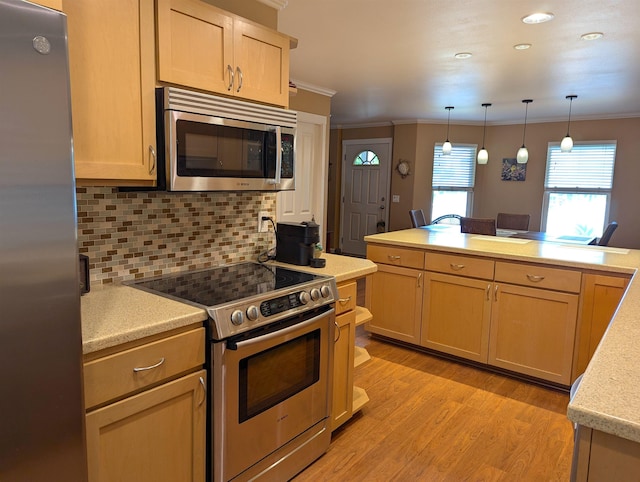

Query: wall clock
[[396, 160, 410, 178]]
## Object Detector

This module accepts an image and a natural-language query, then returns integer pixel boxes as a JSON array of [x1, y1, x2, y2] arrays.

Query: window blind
[[432, 144, 477, 188], [545, 142, 617, 189]]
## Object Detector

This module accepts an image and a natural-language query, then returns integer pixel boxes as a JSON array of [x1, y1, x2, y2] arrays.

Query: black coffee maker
[[275, 219, 320, 266]]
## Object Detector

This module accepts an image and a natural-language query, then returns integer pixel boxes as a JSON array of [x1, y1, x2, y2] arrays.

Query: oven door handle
[[226, 307, 334, 351]]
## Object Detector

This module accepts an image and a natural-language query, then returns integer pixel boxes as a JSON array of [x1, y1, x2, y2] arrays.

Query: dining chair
[[431, 213, 462, 225], [593, 221, 618, 246], [496, 212, 530, 231], [460, 217, 497, 236], [409, 209, 428, 228]]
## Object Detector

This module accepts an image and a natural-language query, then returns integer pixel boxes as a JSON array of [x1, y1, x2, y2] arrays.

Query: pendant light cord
[[481, 104, 489, 147], [521, 100, 532, 147], [445, 106, 453, 141], [565, 95, 577, 136]]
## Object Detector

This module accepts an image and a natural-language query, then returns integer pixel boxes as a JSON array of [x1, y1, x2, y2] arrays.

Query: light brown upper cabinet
[[156, 0, 290, 107], [64, 0, 157, 185]]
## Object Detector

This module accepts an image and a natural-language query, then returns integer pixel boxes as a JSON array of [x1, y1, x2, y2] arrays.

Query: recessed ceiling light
[[454, 52, 472, 59], [514, 43, 532, 50], [522, 12, 555, 24], [581, 32, 604, 41]]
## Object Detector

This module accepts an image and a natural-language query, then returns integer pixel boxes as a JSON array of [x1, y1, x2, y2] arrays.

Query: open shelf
[[354, 345, 371, 368], [352, 385, 369, 413], [355, 305, 373, 326]]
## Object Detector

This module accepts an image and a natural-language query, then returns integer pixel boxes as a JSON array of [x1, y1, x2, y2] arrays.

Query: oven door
[[211, 306, 334, 482]]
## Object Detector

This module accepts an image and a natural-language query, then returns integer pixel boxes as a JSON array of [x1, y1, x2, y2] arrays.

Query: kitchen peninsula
[[365, 227, 640, 478]]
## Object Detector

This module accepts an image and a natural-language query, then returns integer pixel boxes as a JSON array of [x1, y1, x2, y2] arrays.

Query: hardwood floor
[[295, 327, 574, 481]]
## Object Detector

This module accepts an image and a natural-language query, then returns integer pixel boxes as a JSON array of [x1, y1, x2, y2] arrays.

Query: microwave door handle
[[268, 126, 282, 185]]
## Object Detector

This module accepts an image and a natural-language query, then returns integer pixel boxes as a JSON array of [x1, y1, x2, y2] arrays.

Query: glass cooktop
[[132, 262, 318, 307]]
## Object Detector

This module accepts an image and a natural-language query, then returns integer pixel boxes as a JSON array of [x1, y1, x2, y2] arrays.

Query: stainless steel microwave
[[158, 87, 296, 192]]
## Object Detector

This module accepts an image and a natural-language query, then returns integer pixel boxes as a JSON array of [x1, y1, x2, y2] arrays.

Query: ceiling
[[277, 0, 640, 127]]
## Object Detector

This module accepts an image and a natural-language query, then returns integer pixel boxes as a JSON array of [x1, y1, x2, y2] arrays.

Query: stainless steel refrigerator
[[0, 1, 87, 480]]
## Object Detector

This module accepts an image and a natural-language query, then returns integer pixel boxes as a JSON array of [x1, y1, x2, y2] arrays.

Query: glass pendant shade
[[516, 99, 533, 164], [442, 106, 454, 155], [517, 146, 529, 164], [561, 135, 574, 152], [561, 95, 577, 152], [477, 148, 489, 164], [477, 103, 491, 164]]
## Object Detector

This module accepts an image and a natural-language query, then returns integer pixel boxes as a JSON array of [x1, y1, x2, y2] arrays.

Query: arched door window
[[353, 150, 380, 166]]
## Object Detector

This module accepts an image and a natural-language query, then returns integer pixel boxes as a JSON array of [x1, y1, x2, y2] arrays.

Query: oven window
[[238, 330, 320, 423]]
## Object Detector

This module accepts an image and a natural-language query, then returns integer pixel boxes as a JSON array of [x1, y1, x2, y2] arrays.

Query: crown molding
[[290, 79, 336, 97], [256, 0, 288, 10]]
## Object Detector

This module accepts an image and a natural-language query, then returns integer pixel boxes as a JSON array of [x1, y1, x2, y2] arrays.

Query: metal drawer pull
[[236, 66, 243, 92], [148, 145, 156, 174], [338, 296, 352, 305], [198, 376, 206, 407], [227, 64, 234, 91], [526, 274, 545, 282], [450, 263, 465, 271], [132, 357, 165, 373], [388, 255, 401, 261], [334, 320, 341, 343]]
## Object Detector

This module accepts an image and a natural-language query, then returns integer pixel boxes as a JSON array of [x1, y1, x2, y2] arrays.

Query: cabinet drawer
[[367, 244, 425, 269], [336, 282, 357, 315], [495, 262, 581, 293], [84, 328, 205, 410], [425, 252, 494, 280]]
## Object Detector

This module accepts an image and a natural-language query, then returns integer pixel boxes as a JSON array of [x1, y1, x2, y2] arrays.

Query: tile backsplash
[[77, 187, 276, 285]]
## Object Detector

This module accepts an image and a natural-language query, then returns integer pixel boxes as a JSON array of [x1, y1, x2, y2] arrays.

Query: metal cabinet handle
[[450, 263, 465, 271], [198, 376, 206, 407], [388, 255, 401, 261], [486, 284, 490, 301], [148, 145, 156, 174], [334, 320, 341, 343], [227, 64, 234, 91], [417, 272, 423, 288], [526, 274, 545, 282], [236, 66, 243, 92], [132, 357, 165, 373], [338, 296, 352, 305], [494, 284, 499, 301]]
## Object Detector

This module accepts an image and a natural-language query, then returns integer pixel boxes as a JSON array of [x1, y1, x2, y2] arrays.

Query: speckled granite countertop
[[81, 254, 376, 356], [365, 227, 640, 444], [272, 252, 377, 283], [81, 284, 207, 355]]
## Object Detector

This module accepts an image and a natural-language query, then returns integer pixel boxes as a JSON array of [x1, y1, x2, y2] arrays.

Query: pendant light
[[442, 106, 454, 155], [477, 103, 491, 164], [517, 99, 533, 164], [561, 95, 578, 152]]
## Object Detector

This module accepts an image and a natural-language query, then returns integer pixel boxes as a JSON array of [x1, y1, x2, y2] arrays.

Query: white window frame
[[541, 141, 617, 236], [431, 143, 477, 221]]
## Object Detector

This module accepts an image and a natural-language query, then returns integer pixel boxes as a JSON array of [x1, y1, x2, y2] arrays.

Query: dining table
[[422, 224, 598, 245]]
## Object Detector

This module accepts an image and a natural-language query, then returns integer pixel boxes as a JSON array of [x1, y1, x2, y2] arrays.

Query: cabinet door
[[422, 272, 492, 362], [156, 0, 234, 94], [573, 273, 629, 379], [368, 264, 423, 344], [233, 18, 290, 107], [332, 310, 355, 431], [65, 0, 157, 183], [86, 370, 206, 482], [489, 284, 578, 385]]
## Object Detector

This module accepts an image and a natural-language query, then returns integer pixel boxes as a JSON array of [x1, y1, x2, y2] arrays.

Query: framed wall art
[[501, 158, 526, 181]]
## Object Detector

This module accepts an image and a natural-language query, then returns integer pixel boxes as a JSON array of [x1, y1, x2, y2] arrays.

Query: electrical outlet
[[392, 195, 400, 203], [257, 211, 270, 232]]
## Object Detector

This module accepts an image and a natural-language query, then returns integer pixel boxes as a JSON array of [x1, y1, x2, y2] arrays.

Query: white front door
[[277, 112, 328, 243], [341, 138, 392, 256]]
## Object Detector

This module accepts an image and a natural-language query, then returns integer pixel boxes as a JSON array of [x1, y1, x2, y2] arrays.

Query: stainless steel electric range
[[130, 262, 337, 482]]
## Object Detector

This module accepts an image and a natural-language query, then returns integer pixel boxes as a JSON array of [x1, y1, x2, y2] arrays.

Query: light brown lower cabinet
[[488, 283, 578, 385], [572, 426, 640, 481], [85, 370, 207, 482], [368, 263, 423, 344], [421, 272, 492, 363]]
